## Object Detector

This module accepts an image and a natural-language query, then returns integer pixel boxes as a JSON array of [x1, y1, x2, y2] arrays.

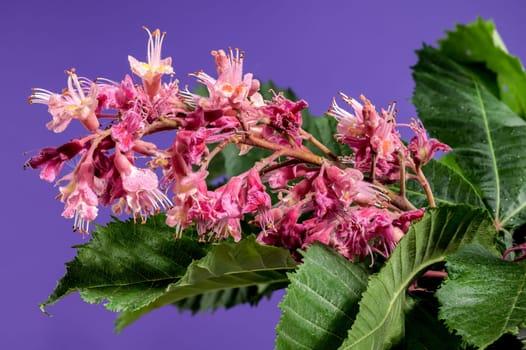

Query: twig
[[259, 159, 303, 177], [143, 118, 181, 136], [245, 134, 323, 166]]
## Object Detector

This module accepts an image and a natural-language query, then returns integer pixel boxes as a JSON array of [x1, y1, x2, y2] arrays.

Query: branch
[[244, 134, 324, 166], [142, 117, 181, 136]]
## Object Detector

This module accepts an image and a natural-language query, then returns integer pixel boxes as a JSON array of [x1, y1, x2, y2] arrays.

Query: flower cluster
[[27, 27, 449, 262]]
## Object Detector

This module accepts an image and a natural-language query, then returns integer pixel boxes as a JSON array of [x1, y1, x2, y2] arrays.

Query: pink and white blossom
[[114, 151, 172, 221], [408, 119, 451, 167], [128, 27, 173, 97], [58, 162, 100, 233], [29, 70, 99, 132]]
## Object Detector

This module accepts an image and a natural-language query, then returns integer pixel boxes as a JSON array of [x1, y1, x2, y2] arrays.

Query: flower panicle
[[27, 26, 447, 264]]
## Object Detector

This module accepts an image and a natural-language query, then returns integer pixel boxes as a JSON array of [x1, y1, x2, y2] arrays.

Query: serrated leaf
[[437, 243, 526, 349], [115, 235, 296, 332], [338, 205, 496, 350], [40, 214, 210, 313], [174, 282, 287, 314], [392, 298, 465, 350], [406, 159, 485, 208], [413, 46, 526, 229], [438, 18, 526, 118], [275, 243, 369, 350]]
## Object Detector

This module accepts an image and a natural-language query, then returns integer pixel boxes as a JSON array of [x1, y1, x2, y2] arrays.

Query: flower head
[[29, 70, 99, 132], [189, 48, 261, 112], [58, 161, 100, 233], [25, 140, 84, 182], [128, 27, 173, 97], [408, 119, 451, 167], [96, 75, 137, 111], [114, 150, 172, 222], [111, 110, 145, 151]]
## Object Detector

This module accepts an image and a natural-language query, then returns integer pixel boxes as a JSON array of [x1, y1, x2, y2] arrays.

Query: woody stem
[[244, 134, 323, 166]]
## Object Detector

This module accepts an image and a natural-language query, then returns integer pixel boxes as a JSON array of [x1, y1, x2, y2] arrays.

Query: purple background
[[2, 1, 525, 349]]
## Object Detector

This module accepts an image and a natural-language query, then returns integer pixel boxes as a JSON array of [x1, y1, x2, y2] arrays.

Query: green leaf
[[412, 46, 526, 229], [437, 243, 526, 349], [40, 214, 210, 313], [222, 142, 272, 177], [275, 243, 369, 350], [338, 205, 496, 350], [259, 80, 299, 102], [206, 143, 227, 186], [174, 283, 288, 315], [115, 235, 296, 332], [406, 159, 485, 208], [438, 18, 526, 118], [392, 298, 465, 350]]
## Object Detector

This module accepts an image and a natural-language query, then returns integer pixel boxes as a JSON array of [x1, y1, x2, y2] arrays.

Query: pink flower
[[324, 165, 379, 206], [261, 95, 307, 146], [111, 110, 145, 151], [58, 162, 99, 233], [25, 140, 84, 182], [311, 171, 335, 217], [166, 170, 211, 237], [114, 151, 172, 222], [243, 169, 271, 213], [408, 119, 451, 167], [369, 104, 400, 160], [157, 81, 187, 116], [352, 207, 399, 258], [128, 27, 173, 97], [393, 208, 425, 233], [257, 206, 305, 260], [327, 93, 367, 147], [208, 176, 245, 241], [263, 164, 310, 188], [190, 48, 261, 111], [96, 75, 137, 111], [29, 70, 99, 132], [328, 94, 407, 181], [175, 129, 211, 166]]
